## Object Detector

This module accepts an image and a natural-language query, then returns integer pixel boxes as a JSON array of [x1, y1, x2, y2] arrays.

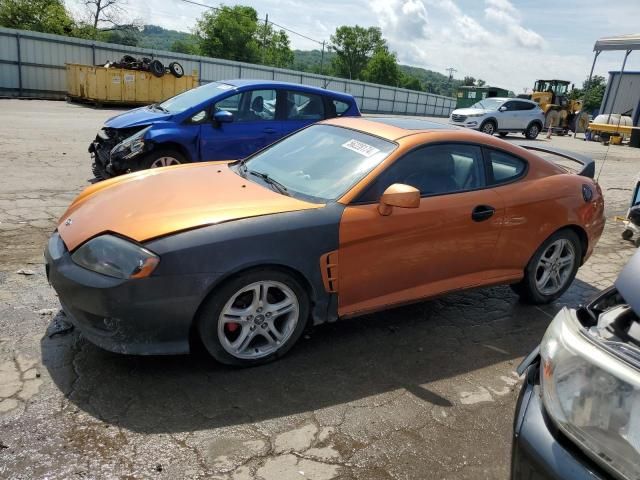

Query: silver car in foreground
[[449, 97, 545, 139]]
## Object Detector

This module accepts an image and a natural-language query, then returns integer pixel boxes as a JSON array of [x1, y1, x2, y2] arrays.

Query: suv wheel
[[524, 122, 541, 140], [480, 120, 496, 135]]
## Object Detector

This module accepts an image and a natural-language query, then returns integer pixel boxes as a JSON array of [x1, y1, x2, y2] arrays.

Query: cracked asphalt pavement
[[0, 100, 638, 479]]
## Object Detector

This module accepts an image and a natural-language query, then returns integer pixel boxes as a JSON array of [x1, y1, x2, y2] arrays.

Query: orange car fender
[[493, 174, 604, 271]]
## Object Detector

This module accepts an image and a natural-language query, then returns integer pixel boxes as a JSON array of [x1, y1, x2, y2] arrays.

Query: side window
[[285, 91, 325, 120], [487, 150, 527, 184], [215, 89, 277, 122], [329, 99, 350, 117], [503, 101, 517, 111], [517, 101, 536, 111], [357, 144, 485, 203], [214, 93, 241, 114]]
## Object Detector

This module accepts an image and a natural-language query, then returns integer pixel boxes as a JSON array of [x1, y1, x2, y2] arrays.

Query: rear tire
[[196, 269, 309, 366], [524, 122, 541, 140], [511, 229, 582, 304], [622, 229, 634, 241]]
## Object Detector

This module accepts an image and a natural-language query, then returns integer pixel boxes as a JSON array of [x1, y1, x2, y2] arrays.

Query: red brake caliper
[[225, 323, 240, 333]]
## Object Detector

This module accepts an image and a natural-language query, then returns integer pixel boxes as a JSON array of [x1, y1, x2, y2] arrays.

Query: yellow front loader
[[527, 80, 589, 134]]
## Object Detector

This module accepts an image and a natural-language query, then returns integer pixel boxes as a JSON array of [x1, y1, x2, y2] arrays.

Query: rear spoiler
[[518, 144, 595, 178]]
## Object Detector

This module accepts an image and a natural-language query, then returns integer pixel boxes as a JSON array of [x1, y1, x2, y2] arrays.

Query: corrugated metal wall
[[0, 27, 456, 117], [600, 72, 640, 126]]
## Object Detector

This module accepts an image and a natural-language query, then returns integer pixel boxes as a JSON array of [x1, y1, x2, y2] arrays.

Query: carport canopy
[[594, 33, 640, 52]]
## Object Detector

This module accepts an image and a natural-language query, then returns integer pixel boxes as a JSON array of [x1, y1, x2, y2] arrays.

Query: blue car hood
[[105, 106, 174, 129]]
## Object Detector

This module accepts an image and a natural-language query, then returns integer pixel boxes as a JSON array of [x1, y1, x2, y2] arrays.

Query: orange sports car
[[45, 117, 605, 366]]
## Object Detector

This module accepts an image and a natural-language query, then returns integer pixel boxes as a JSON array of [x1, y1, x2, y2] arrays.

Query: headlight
[[111, 126, 151, 159], [71, 234, 159, 279], [540, 308, 640, 480], [466, 113, 484, 118]]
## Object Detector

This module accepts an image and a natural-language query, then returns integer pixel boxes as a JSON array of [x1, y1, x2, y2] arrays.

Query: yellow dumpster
[[66, 63, 198, 106]]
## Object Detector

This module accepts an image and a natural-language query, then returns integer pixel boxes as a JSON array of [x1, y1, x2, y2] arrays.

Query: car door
[[498, 101, 518, 129], [199, 88, 282, 161], [280, 90, 326, 136], [515, 101, 538, 129], [336, 143, 506, 317]]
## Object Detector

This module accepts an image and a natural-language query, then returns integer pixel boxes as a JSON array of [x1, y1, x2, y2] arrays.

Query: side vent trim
[[320, 251, 339, 293]]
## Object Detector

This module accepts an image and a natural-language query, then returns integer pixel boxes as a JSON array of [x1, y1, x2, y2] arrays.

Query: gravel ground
[[0, 99, 637, 480]]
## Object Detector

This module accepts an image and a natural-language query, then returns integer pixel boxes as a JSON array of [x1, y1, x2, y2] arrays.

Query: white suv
[[449, 97, 545, 139]]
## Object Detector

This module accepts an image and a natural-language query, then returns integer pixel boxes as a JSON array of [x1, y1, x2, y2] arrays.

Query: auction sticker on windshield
[[342, 139, 380, 157]]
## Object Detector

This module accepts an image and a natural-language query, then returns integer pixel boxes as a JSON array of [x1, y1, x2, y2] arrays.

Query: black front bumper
[[45, 233, 217, 355], [511, 362, 610, 480]]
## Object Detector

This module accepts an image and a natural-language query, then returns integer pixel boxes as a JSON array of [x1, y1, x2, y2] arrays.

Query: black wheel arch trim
[[144, 204, 345, 334]]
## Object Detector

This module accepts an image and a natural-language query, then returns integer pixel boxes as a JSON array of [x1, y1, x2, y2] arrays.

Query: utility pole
[[320, 40, 325, 77], [261, 14, 269, 64], [445, 67, 457, 81]]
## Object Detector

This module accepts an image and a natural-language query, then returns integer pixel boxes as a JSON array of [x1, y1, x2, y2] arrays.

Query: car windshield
[[240, 124, 396, 202], [470, 98, 506, 110], [159, 82, 236, 113]]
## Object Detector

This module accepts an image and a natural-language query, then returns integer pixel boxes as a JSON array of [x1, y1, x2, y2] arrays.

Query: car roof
[[219, 79, 355, 102], [320, 116, 461, 141]]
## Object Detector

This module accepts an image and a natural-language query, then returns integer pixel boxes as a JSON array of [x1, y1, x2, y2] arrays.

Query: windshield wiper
[[249, 170, 289, 196], [151, 104, 169, 113], [236, 158, 248, 177]]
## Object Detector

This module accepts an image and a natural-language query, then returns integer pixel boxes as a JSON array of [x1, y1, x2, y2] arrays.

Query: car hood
[[451, 108, 488, 116], [615, 249, 640, 315], [57, 163, 323, 251], [105, 106, 173, 129]]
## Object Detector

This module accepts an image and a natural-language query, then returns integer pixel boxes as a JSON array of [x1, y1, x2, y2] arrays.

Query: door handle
[[471, 205, 495, 222], [263, 128, 277, 134]]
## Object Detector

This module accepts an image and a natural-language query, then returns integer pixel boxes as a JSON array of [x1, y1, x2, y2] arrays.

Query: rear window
[[487, 150, 527, 184], [332, 100, 351, 117]]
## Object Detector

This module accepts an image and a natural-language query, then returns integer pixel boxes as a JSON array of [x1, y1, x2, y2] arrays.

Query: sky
[[67, 0, 640, 93]]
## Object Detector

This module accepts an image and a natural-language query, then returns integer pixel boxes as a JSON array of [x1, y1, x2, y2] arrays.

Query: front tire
[[480, 120, 496, 135], [524, 122, 541, 140], [511, 229, 582, 304], [196, 269, 309, 366], [139, 148, 186, 170]]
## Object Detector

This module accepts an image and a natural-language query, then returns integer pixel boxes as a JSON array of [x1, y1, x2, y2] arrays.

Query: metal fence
[[0, 26, 456, 117]]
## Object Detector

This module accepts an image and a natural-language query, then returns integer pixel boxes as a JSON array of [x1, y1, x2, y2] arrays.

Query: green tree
[[476, 79, 486, 87], [571, 75, 607, 113], [362, 47, 400, 86], [98, 27, 139, 46], [196, 5, 261, 63], [400, 73, 423, 91], [0, 0, 75, 35], [463, 76, 476, 86], [258, 24, 294, 68], [171, 38, 200, 55], [330, 25, 385, 80]]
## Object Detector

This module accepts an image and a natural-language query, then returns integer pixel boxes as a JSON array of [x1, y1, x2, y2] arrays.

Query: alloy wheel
[[217, 281, 300, 360], [150, 156, 181, 168], [482, 123, 495, 135], [535, 239, 576, 295]]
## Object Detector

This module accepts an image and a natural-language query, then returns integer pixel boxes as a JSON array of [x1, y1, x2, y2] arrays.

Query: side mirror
[[498, 106, 507, 112], [214, 110, 234, 125], [378, 183, 420, 216]]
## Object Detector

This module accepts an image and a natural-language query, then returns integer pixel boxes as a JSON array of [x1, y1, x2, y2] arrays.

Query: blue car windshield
[[242, 124, 396, 202], [159, 82, 235, 113]]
